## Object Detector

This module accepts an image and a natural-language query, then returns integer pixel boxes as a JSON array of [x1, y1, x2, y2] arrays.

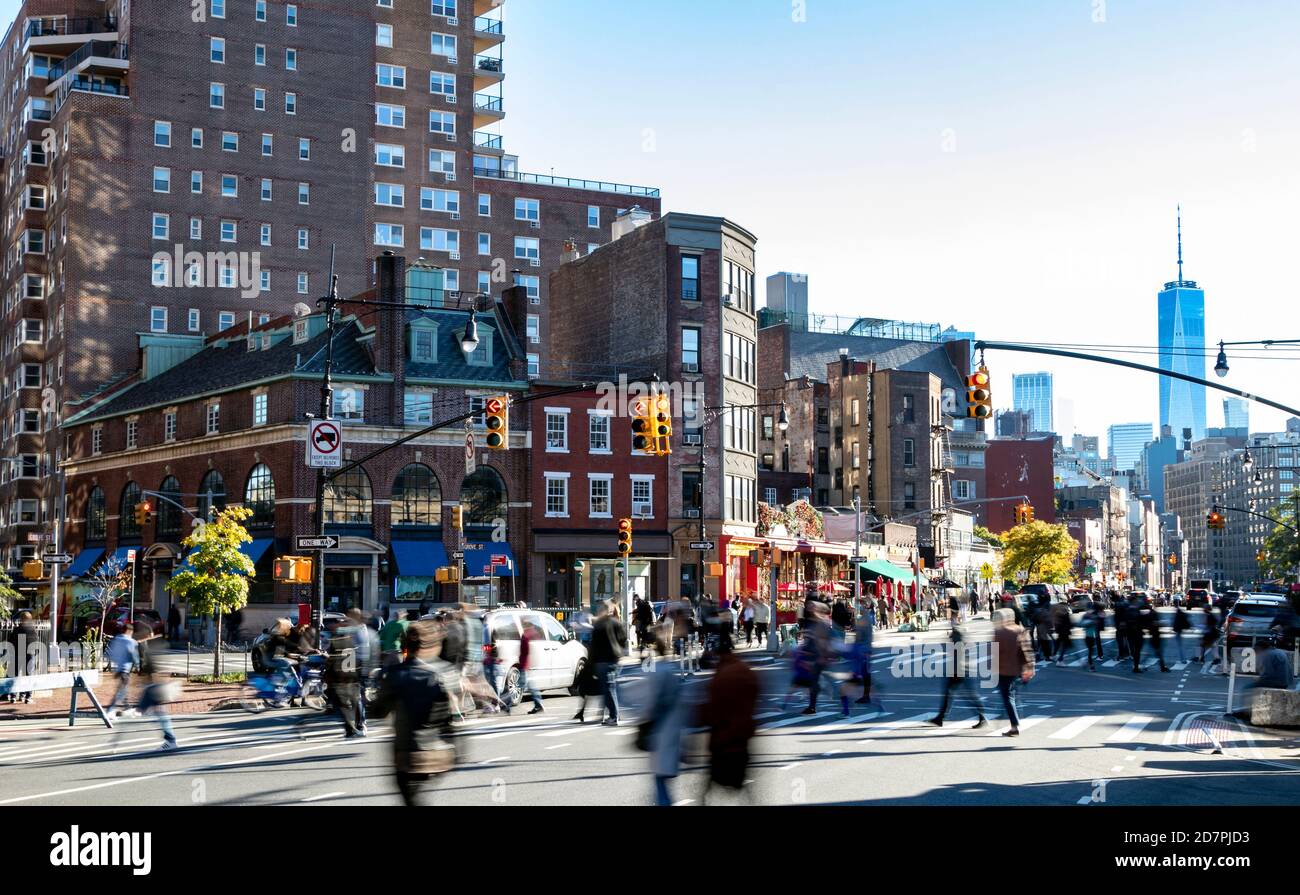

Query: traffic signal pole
[[314, 270, 338, 629]]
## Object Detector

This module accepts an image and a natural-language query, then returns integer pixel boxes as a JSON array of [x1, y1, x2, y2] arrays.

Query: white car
[[480, 608, 589, 704]]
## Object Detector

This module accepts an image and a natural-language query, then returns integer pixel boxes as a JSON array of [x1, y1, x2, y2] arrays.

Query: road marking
[[478, 756, 509, 765], [800, 712, 886, 734], [1172, 662, 1189, 671], [855, 738, 876, 745], [1107, 716, 1155, 743], [302, 791, 346, 802], [605, 728, 637, 736], [986, 715, 1050, 736], [777, 762, 799, 771], [673, 799, 695, 806], [1103, 660, 1120, 668], [1049, 716, 1103, 740], [537, 724, 600, 738], [1111, 766, 1125, 773], [759, 711, 838, 731], [544, 743, 571, 750]]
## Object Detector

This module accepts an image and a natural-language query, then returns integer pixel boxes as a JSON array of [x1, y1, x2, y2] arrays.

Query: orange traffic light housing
[[484, 396, 509, 450], [134, 500, 154, 528], [451, 505, 464, 530], [617, 517, 633, 555], [631, 399, 654, 455], [273, 556, 314, 584], [653, 393, 672, 456], [966, 367, 992, 419]]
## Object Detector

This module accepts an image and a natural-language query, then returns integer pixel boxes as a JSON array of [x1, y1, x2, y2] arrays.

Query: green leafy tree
[[974, 525, 1004, 548], [1258, 497, 1300, 583], [0, 567, 19, 620], [1000, 520, 1078, 584], [168, 506, 256, 676]]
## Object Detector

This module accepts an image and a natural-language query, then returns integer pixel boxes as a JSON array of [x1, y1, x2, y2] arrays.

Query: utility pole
[[313, 251, 339, 631], [853, 494, 862, 615]]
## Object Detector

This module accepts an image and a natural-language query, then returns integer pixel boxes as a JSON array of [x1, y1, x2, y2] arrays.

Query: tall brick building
[[0, 0, 659, 573]]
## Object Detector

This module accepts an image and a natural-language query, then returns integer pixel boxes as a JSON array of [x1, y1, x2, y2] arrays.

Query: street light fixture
[[460, 308, 479, 354], [1214, 341, 1229, 378], [1242, 449, 1254, 473], [777, 404, 789, 432]]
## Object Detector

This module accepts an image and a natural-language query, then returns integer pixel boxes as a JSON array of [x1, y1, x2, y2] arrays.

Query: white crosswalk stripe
[[1048, 715, 1103, 740], [1107, 716, 1155, 742], [986, 715, 1051, 736], [759, 711, 839, 731]]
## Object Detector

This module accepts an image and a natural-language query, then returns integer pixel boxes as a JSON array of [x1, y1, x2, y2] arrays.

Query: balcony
[[473, 93, 504, 128], [473, 131, 504, 155], [474, 54, 504, 89], [474, 0, 500, 14], [24, 15, 118, 51], [471, 166, 662, 199], [52, 76, 128, 113], [473, 16, 504, 53], [45, 41, 129, 88]]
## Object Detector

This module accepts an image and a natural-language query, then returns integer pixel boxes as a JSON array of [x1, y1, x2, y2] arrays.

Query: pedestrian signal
[[273, 556, 314, 584]]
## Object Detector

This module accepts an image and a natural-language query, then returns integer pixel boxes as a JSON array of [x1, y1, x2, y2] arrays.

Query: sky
[[7, 0, 1300, 446]]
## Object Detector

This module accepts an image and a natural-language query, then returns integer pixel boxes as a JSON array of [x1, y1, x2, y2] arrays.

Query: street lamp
[[460, 309, 479, 354], [777, 404, 789, 432], [1213, 337, 1300, 380], [1242, 449, 1254, 474], [1214, 341, 1229, 378]]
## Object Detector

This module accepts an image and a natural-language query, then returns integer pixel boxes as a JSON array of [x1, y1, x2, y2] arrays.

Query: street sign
[[491, 553, 509, 567], [295, 535, 339, 551], [465, 431, 476, 475], [126, 549, 137, 563], [451, 551, 464, 560], [979, 563, 994, 581], [27, 533, 50, 544], [689, 541, 715, 551], [44, 554, 73, 565], [850, 555, 870, 563], [306, 419, 343, 469]]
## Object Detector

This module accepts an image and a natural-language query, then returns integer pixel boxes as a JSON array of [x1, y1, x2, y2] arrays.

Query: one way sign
[[296, 535, 340, 551]]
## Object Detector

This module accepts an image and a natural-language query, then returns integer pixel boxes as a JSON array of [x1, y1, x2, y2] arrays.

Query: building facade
[[1107, 422, 1153, 473], [983, 436, 1056, 532], [1011, 372, 1053, 435], [1157, 213, 1207, 443]]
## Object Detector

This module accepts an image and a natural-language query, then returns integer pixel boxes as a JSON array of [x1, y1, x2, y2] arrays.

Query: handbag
[[405, 740, 456, 775]]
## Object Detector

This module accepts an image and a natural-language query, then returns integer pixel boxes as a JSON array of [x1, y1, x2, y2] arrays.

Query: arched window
[[86, 487, 106, 541], [156, 476, 182, 537], [245, 464, 276, 527], [197, 470, 226, 520], [119, 481, 142, 538], [324, 468, 372, 525], [461, 466, 506, 525], [392, 464, 441, 526]]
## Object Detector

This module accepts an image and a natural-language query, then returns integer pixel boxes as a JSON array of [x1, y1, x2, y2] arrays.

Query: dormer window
[[408, 319, 439, 363]]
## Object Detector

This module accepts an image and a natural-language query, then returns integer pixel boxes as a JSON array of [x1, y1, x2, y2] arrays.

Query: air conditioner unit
[[529, 221, 539, 229], [447, 56, 458, 64], [685, 508, 701, 518], [445, 134, 457, 142], [633, 504, 652, 518], [684, 433, 702, 445], [721, 294, 733, 306], [683, 362, 699, 373], [529, 258, 540, 267], [446, 95, 457, 104], [450, 212, 461, 220], [449, 252, 460, 260], [448, 17, 458, 25], [445, 173, 456, 182]]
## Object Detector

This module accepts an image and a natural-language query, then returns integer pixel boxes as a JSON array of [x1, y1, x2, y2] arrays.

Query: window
[[589, 413, 610, 452], [514, 273, 540, 302], [299, 138, 310, 160], [375, 143, 405, 167], [284, 92, 296, 114], [21, 319, 42, 343], [197, 470, 227, 520], [192, 171, 204, 194], [154, 121, 171, 147], [376, 103, 405, 128], [152, 213, 169, 240], [478, 194, 491, 216], [219, 311, 236, 331], [513, 237, 539, 261], [298, 183, 310, 205], [286, 4, 297, 25], [153, 167, 170, 193], [432, 0, 457, 16], [256, 0, 266, 19], [206, 402, 221, 434], [681, 328, 700, 370], [589, 476, 612, 518], [762, 416, 774, 440], [420, 228, 458, 253], [851, 441, 860, 469], [851, 398, 861, 426], [119, 482, 143, 537], [333, 387, 365, 421], [221, 175, 237, 197], [91, 428, 103, 456], [430, 72, 455, 96], [298, 229, 309, 250], [211, 0, 225, 17], [123, 419, 138, 450], [25, 275, 45, 300], [210, 82, 225, 108], [221, 131, 238, 153], [477, 233, 491, 255], [429, 111, 455, 134], [150, 307, 168, 332], [514, 198, 539, 222], [250, 392, 268, 426], [546, 411, 568, 451], [903, 394, 915, 423], [681, 256, 699, 300], [152, 257, 171, 287], [220, 220, 237, 242], [953, 480, 973, 500], [255, 44, 265, 65], [261, 178, 273, 201], [527, 353, 539, 378], [376, 23, 393, 46], [404, 390, 434, 425], [375, 223, 404, 247], [187, 309, 200, 332], [210, 37, 225, 63], [298, 273, 309, 294], [632, 477, 653, 517], [430, 33, 457, 57], [189, 217, 201, 240], [375, 183, 405, 207], [587, 205, 600, 228], [245, 464, 276, 527], [260, 270, 270, 292], [765, 487, 778, 505], [18, 410, 40, 433], [526, 314, 539, 344], [422, 188, 459, 213], [164, 411, 177, 442], [545, 475, 568, 517], [430, 149, 455, 175], [392, 464, 441, 525], [903, 438, 915, 467], [285, 48, 298, 70], [903, 482, 916, 511], [86, 487, 106, 540], [377, 63, 406, 88], [260, 224, 272, 246]]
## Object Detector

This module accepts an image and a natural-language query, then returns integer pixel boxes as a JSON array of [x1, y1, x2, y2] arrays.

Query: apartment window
[[513, 237, 539, 261], [526, 314, 539, 344], [477, 194, 491, 216], [430, 72, 455, 96], [219, 264, 237, 288], [298, 273, 309, 293], [21, 365, 41, 388], [512, 273, 540, 303], [546, 412, 568, 451], [478, 271, 491, 293], [377, 64, 406, 88], [219, 312, 236, 331], [681, 328, 700, 370], [903, 394, 915, 423], [125, 420, 138, 449], [298, 229, 309, 250], [261, 178, 273, 201], [211, 0, 226, 16], [149, 307, 168, 333], [375, 144, 405, 167], [762, 416, 774, 440], [255, 43, 266, 65], [286, 4, 297, 25], [477, 233, 490, 255], [255, 0, 266, 19], [285, 93, 297, 114], [681, 255, 700, 300], [210, 37, 225, 63], [153, 167, 170, 193], [24, 275, 44, 300], [221, 131, 238, 153], [420, 228, 458, 253], [253, 393, 268, 426], [260, 224, 271, 246], [190, 171, 203, 194], [298, 183, 310, 204], [260, 271, 271, 292], [514, 198, 540, 222], [903, 438, 915, 467], [206, 403, 221, 434], [154, 121, 171, 147], [953, 480, 973, 500], [851, 441, 860, 469], [220, 220, 237, 242], [294, 138, 308, 161], [587, 206, 600, 228], [422, 188, 459, 213], [152, 257, 171, 287], [376, 103, 405, 128], [851, 398, 860, 426], [285, 48, 298, 70], [632, 478, 653, 517], [376, 23, 393, 46], [375, 183, 405, 207], [19, 456, 40, 479], [164, 411, 177, 442], [190, 128, 203, 149], [375, 223, 404, 247], [430, 150, 455, 175], [545, 475, 568, 517], [254, 88, 266, 111], [432, 0, 457, 16], [403, 390, 434, 426], [430, 33, 457, 58], [21, 319, 42, 343], [429, 111, 455, 135], [904, 482, 916, 511], [589, 413, 610, 452], [188, 309, 200, 332], [221, 175, 237, 197], [527, 354, 540, 378], [589, 476, 612, 518], [92, 428, 103, 455], [152, 213, 169, 240], [210, 83, 225, 108]]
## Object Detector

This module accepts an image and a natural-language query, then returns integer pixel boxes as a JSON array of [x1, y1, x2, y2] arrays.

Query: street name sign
[[44, 554, 73, 565], [306, 419, 343, 469]]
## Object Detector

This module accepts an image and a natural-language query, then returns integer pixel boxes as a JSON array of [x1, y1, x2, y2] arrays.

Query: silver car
[[1224, 595, 1289, 647], [481, 609, 589, 705]]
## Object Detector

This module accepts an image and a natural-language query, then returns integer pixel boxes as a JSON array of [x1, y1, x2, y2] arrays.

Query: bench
[[0, 670, 111, 727]]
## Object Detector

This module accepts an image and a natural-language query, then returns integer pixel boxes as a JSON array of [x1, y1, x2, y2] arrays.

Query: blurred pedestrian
[[380, 610, 412, 668], [697, 636, 758, 804], [786, 602, 832, 714], [104, 622, 140, 717], [167, 603, 182, 644], [1052, 601, 1072, 666], [742, 598, 756, 647], [633, 596, 655, 658], [1084, 600, 1106, 670], [1128, 606, 1147, 673], [929, 609, 987, 728], [1252, 636, 1293, 690], [752, 597, 770, 649], [574, 600, 627, 725], [993, 607, 1035, 737], [1172, 604, 1191, 663], [518, 619, 545, 714], [1199, 609, 1222, 668], [639, 631, 689, 806], [1114, 595, 1131, 661], [1147, 606, 1170, 672], [132, 623, 180, 750], [324, 620, 363, 737]]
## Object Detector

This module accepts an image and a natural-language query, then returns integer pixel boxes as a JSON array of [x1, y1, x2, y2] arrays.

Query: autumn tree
[[168, 506, 256, 676], [1257, 496, 1300, 583], [1001, 520, 1078, 585], [974, 525, 1004, 548]]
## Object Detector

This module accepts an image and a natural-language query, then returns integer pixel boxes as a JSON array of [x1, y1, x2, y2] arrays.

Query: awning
[[463, 543, 515, 579], [240, 538, 274, 565], [65, 549, 105, 578], [392, 539, 450, 578], [860, 558, 915, 585]]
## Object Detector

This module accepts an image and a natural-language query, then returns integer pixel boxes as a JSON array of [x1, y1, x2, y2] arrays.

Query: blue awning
[[65, 549, 105, 578], [392, 539, 449, 578], [241, 538, 275, 565], [463, 544, 515, 579]]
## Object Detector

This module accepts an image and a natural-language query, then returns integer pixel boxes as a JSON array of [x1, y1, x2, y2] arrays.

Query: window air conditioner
[[529, 221, 539, 229], [633, 503, 652, 517], [445, 134, 456, 142], [449, 252, 460, 260], [683, 362, 699, 373], [685, 508, 701, 518], [448, 18, 458, 25], [450, 212, 460, 220], [684, 433, 702, 445], [445, 172, 456, 182], [529, 258, 540, 267], [447, 95, 457, 104]]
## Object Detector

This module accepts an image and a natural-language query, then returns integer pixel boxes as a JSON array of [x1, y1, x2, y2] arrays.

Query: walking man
[[929, 608, 987, 728], [992, 607, 1035, 736]]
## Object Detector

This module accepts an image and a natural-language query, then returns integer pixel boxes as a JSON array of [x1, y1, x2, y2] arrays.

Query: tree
[[974, 525, 1004, 548], [168, 506, 256, 676], [0, 567, 18, 620], [1000, 520, 1078, 584], [74, 556, 129, 666], [1258, 496, 1300, 583]]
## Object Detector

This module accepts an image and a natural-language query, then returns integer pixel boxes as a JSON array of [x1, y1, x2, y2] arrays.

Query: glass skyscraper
[[1108, 422, 1153, 472], [1158, 209, 1207, 443], [1223, 397, 1249, 431], [1012, 372, 1054, 434]]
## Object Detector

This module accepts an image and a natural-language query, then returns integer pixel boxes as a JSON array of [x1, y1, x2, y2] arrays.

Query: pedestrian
[[992, 608, 1035, 736], [831, 598, 853, 634], [697, 636, 758, 804], [633, 596, 655, 658], [742, 598, 756, 647], [574, 600, 627, 725], [104, 622, 140, 717], [369, 622, 456, 806], [1052, 601, 1072, 665], [848, 603, 882, 710], [1034, 599, 1054, 663], [786, 602, 832, 714], [752, 596, 770, 649], [1146, 606, 1170, 672], [167, 603, 182, 644], [379, 609, 412, 668], [1199, 609, 1222, 668], [9, 611, 40, 704], [1084, 600, 1106, 670], [324, 619, 363, 737], [131, 623, 180, 751], [929, 608, 987, 728], [1114, 595, 1131, 660], [518, 619, 545, 714], [1176, 603, 1198, 663], [639, 631, 689, 806]]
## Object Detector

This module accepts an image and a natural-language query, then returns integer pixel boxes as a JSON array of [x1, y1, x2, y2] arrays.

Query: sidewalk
[[0, 677, 244, 722]]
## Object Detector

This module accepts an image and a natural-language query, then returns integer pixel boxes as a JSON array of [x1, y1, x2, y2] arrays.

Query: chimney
[[839, 347, 851, 377], [560, 238, 580, 263], [611, 205, 652, 241]]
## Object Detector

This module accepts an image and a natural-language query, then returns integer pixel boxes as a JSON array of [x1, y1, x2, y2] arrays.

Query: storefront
[[533, 531, 669, 614]]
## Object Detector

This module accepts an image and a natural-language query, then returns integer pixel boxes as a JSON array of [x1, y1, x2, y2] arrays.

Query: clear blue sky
[[9, 0, 1300, 440]]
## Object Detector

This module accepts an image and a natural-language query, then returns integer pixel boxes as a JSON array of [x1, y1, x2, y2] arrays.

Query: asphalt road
[[2, 624, 1296, 807]]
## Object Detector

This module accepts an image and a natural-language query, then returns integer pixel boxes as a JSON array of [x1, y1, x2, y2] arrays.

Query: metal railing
[[54, 78, 129, 113], [474, 16, 503, 35], [47, 40, 128, 82], [474, 94, 503, 113], [25, 16, 117, 40], [472, 166, 661, 198], [474, 132, 503, 150], [475, 55, 503, 73]]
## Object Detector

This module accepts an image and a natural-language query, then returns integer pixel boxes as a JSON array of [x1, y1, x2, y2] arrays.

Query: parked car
[[1224, 595, 1292, 647], [1019, 583, 1066, 605], [85, 605, 165, 639]]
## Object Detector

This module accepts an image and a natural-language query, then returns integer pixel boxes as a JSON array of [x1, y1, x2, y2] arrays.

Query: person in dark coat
[[574, 601, 627, 725], [1172, 605, 1192, 662], [167, 604, 182, 643], [369, 622, 456, 806], [697, 638, 758, 802], [632, 597, 655, 658], [1145, 606, 1170, 672], [324, 624, 363, 737]]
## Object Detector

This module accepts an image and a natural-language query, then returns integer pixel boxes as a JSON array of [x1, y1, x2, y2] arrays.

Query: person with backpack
[[370, 622, 456, 806], [697, 636, 758, 804]]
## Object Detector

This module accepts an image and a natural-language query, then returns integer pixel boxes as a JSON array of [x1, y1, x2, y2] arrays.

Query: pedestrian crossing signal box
[[435, 566, 459, 584], [274, 556, 314, 584], [22, 559, 44, 580]]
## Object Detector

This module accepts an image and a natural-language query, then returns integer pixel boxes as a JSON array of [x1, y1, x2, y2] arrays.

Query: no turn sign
[[306, 419, 343, 469], [465, 431, 477, 475]]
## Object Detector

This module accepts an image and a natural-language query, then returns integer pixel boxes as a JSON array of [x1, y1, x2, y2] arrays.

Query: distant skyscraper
[[1223, 397, 1249, 431], [1012, 372, 1054, 433], [765, 272, 809, 330], [1108, 422, 1154, 472], [1158, 207, 1207, 442]]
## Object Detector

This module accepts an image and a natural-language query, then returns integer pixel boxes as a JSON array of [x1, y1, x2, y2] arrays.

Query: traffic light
[[1206, 510, 1226, 530], [1141, 554, 1150, 565], [1013, 503, 1034, 525], [483, 396, 509, 450], [451, 505, 464, 530], [652, 392, 672, 456], [273, 556, 314, 584], [134, 500, 154, 528], [435, 566, 460, 584], [22, 559, 44, 580], [1168, 553, 1178, 566], [966, 367, 992, 419], [617, 517, 633, 555], [631, 398, 654, 455]]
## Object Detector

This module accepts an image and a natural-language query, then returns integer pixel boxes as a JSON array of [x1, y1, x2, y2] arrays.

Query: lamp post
[[1213, 338, 1300, 379]]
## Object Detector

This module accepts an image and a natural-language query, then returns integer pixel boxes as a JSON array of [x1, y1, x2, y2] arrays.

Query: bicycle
[[238, 654, 328, 713]]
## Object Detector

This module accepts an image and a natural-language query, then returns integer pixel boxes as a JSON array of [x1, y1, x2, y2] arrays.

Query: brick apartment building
[[983, 436, 1056, 533], [55, 253, 532, 631], [549, 212, 760, 603], [0, 0, 659, 575]]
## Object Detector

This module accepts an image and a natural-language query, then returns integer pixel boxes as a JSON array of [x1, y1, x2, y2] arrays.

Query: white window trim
[[544, 407, 571, 453], [544, 472, 570, 518], [588, 473, 614, 518]]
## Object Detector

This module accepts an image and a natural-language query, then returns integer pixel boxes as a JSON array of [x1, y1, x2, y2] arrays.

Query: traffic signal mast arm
[[1209, 502, 1300, 534]]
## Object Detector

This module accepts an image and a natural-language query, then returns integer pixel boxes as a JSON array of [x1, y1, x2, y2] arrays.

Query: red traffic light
[[485, 397, 504, 415]]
